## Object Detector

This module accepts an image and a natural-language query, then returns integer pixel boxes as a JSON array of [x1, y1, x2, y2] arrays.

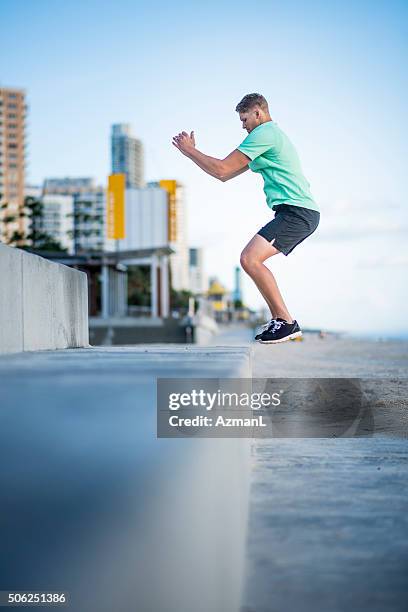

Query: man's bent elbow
[[216, 165, 230, 182]]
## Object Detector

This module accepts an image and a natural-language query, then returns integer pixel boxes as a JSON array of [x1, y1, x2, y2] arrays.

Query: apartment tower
[[111, 123, 144, 188], [0, 87, 26, 241]]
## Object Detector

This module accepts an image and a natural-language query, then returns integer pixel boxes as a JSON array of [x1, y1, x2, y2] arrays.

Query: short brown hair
[[235, 93, 269, 113]]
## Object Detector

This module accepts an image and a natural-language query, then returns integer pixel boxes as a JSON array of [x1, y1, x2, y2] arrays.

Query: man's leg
[[240, 234, 293, 323]]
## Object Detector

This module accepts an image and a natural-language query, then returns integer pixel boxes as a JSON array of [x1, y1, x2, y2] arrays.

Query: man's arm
[[220, 164, 249, 182], [172, 131, 250, 182]]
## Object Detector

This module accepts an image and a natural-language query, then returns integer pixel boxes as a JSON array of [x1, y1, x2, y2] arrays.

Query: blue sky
[[1, 0, 407, 335]]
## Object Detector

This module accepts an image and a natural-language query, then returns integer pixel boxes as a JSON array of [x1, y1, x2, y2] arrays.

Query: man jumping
[[172, 93, 320, 344]]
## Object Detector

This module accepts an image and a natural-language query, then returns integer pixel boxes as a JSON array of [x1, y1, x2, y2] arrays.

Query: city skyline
[[1, 0, 407, 335]]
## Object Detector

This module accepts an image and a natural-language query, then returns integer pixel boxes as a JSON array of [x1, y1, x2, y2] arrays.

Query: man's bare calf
[[240, 234, 294, 323]]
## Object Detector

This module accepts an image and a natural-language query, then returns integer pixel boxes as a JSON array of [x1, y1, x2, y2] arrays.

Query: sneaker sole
[[257, 331, 303, 344]]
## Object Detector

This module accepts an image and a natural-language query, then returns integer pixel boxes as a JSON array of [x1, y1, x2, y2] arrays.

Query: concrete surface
[[0, 244, 89, 354], [253, 332, 408, 378], [1, 319, 407, 612], [0, 345, 252, 612], [244, 329, 408, 612], [243, 437, 408, 612], [208, 325, 408, 611]]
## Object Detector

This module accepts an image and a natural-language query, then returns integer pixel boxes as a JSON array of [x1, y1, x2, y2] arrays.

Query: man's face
[[239, 108, 261, 133]]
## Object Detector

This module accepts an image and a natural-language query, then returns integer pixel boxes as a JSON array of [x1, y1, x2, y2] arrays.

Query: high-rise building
[[0, 87, 27, 242], [189, 247, 206, 294], [111, 124, 144, 188]]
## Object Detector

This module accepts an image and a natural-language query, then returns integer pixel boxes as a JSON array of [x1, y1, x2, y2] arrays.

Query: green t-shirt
[[237, 121, 319, 212]]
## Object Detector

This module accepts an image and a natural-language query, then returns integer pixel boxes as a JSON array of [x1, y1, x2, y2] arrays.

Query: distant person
[[172, 93, 320, 343]]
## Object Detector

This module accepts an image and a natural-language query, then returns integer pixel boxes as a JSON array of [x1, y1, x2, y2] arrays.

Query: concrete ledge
[[0, 244, 89, 353], [89, 316, 165, 327], [0, 345, 252, 612]]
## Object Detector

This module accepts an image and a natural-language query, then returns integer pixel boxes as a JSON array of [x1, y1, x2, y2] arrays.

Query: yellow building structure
[[207, 279, 231, 321]]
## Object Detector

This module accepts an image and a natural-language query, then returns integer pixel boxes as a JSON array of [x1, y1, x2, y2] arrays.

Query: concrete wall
[[89, 316, 186, 345], [89, 315, 220, 345], [0, 345, 252, 612], [0, 244, 89, 353]]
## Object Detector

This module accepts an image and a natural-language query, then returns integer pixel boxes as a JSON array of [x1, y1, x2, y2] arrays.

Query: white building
[[119, 187, 168, 251], [42, 178, 107, 253], [41, 194, 75, 253], [113, 183, 190, 292], [73, 189, 107, 253]]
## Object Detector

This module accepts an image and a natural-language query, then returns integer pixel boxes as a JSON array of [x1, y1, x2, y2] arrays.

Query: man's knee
[[240, 250, 258, 273]]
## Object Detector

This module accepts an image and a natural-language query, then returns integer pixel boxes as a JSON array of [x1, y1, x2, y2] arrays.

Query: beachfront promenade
[[0, 242, 407, 612], [0, 323, 407, 612], [241, 328, 408, 612]]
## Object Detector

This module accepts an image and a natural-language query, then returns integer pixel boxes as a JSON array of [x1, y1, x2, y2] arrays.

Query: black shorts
[[257, 204, 320, 256]]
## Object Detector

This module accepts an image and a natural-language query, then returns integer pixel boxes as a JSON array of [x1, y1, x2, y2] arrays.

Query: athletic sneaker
[[255, 318, 277, 340], [257, 318, 302, 344]]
